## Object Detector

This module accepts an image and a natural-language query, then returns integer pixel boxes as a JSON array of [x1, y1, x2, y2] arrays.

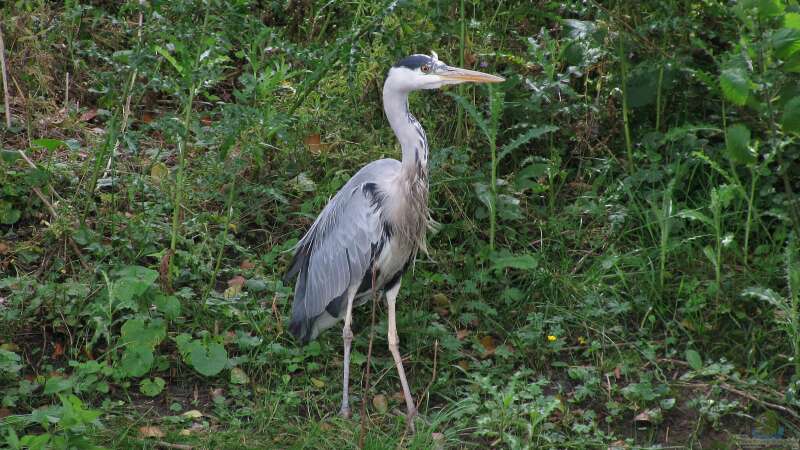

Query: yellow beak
[[438, 66, 505, 83]]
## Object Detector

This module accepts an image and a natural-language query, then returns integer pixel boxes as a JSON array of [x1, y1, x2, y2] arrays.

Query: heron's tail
[[284, 243, 314, 343]]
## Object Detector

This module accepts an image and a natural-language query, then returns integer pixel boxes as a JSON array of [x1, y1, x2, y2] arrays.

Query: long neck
[[383, 86, 429, 179]]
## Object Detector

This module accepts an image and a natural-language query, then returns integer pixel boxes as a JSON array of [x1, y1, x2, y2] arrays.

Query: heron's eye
[[421, 64, 431, 74]]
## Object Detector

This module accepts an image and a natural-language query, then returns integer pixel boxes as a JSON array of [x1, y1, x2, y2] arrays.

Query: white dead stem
[[0, 21, 12, 128], [97, 0, 146, 189]]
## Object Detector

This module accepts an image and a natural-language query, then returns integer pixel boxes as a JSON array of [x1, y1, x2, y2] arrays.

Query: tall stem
[[203, 173, 237, 304], [488, 86, 497, 252], [744, 168, 757, 266], [618, 36, 634, 172], [167, 87, 196, 287], [0, 22, 12, 128], [655, 64, 664, 132], [714, 201, 722, 304], [456, 0, 466, 142]]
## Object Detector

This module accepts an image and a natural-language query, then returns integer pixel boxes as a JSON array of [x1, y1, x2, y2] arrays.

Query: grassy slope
[[1, 1, 800, 449]]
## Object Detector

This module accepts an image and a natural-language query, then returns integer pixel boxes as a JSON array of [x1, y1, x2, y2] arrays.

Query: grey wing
[[284, 176, 386, 343]]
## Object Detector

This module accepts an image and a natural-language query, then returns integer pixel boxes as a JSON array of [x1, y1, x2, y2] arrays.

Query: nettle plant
[[3, 395, 103, 450], [714, 0, 800, 231], [712, 0, 800, 371], [669, 0, 800, 323], [82, 265, 231, 397]]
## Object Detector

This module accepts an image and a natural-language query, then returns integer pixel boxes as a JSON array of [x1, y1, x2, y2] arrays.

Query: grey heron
[[284, 51, 504, 428]]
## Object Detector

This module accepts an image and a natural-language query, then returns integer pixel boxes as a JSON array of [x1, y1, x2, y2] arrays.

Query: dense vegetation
[[2, 0, 800, 448]]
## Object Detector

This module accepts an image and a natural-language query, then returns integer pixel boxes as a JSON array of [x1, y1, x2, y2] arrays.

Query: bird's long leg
[[340, 287, 357, 418], [385, 281, 417, 430]]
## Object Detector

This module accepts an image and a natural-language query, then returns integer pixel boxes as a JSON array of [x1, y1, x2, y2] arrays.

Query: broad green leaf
[[0, 201, 21, 225], [702, 245, 717, 268], [0, 349, 22, 374], [725, 124, 755, 165], [189, 342, 228, 376], [140, 377, 166, 397], [685, 349, 703, 371], [154, 45, 184, 75], [24, 167, 49, 187], [742, 287, 784, 307], [305, 340, 322, 357], [492, 254, 539, 271], [786, 12, 800, 29], [784, 53, 800, 73], [153, 294, 181, 321], [20, 434, 50, 449], [113, 265, 159, 303], [719, 68, 751, 106], [498, 125, 558, 161], [112, 49, 133, 64], [515, 163, 549, 192], [174, 333, 193, 357], [244, 278, 267, 293], [120, 346, 153, 377], [1, 149, 21, 163], [781, 96, 800, 133], [756, 0, 784, 18], [31, 139, 66, 151], [121, 318, 166, 348], [771, 28, 800, 59], [5, 427, 19, 448], [43, 376, 74, 395], [114, 265, 159, 285], [677, 210, 713, 227]]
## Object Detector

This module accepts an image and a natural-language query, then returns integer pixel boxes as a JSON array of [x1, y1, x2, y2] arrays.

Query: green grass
[[1, 0, 800, 449]]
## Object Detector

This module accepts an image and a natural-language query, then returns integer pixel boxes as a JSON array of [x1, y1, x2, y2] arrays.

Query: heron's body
[[283, 52, 503, 428], [286, 157, 427, 342]]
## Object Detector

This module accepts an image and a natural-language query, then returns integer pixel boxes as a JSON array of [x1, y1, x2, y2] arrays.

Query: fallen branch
[[153, 441, 193, 450], [718, 382, 800, 421], [678, 381, 800, 422]]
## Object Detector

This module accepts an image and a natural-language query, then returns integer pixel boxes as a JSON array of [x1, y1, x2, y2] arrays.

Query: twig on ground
[[153, 441, 193, 450], [678, 381, 800, 421], [718, 382, 800, 421]]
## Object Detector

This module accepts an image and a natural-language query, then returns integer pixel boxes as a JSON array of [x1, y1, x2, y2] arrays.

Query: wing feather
[[285, 160, 399, 342]]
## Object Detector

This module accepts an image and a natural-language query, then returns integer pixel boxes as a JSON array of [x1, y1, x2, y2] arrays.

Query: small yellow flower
[[578, 336, 587, 345], [547, 335, 557, 342]]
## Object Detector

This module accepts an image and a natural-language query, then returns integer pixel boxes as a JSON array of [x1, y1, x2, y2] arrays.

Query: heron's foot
[[339, 405, 352, 419]]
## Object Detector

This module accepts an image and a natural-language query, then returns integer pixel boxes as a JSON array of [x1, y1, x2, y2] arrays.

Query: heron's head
[[385, 51, 504, 93]]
